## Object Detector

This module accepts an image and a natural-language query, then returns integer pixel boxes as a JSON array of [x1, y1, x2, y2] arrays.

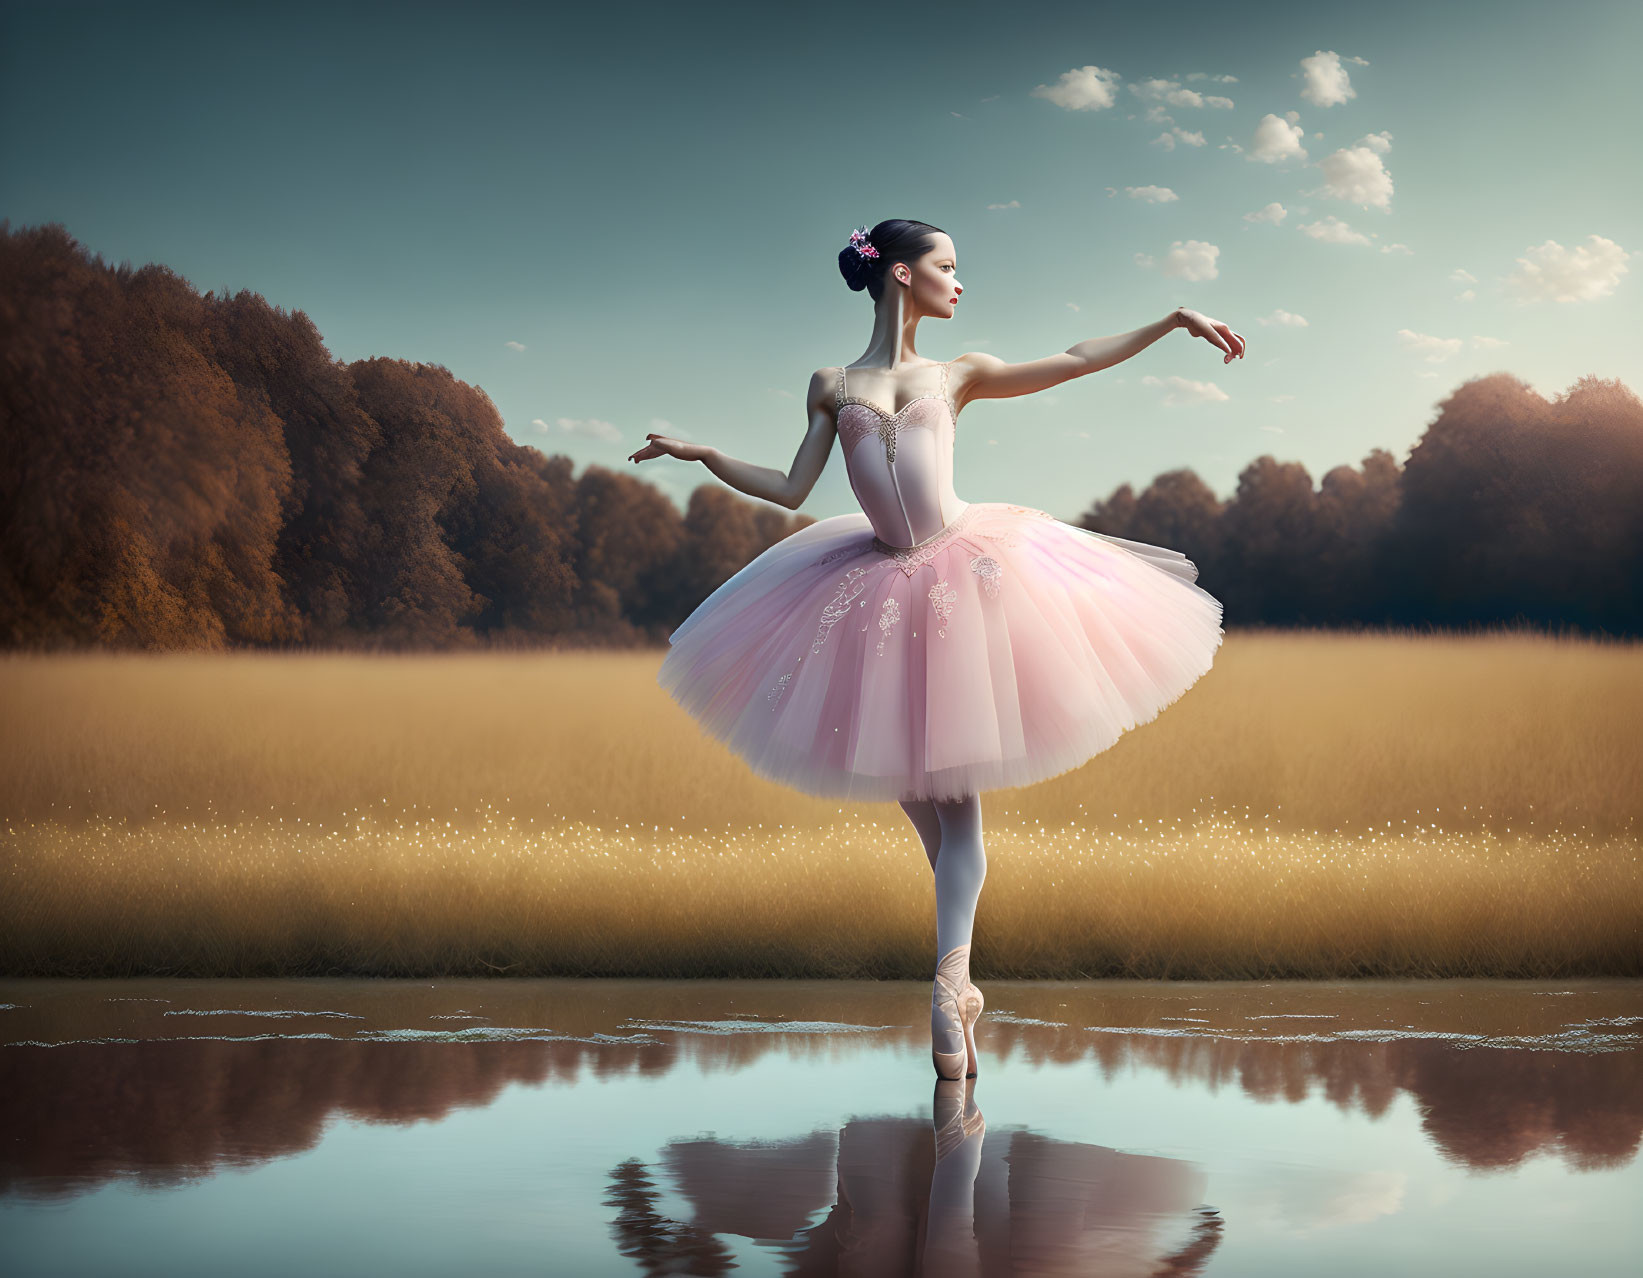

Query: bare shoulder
[[949, 351, 1007, 377], [947, 351, 1007, 407], [806, 366, 844, 422]]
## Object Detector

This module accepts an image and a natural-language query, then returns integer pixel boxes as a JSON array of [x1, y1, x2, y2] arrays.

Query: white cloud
[[1125, 185, 1179, 202], [1298, 215, 1373, 246], [533, 416, 624, 442], [1130, 78, 1207, 109], [1456, 289, 1476, 302], [1299, 50, 1362, 108], [1449, 268, 1478, 284], [1031, 65, 1123, 111], [1397, 329, 1466, 362], [1315, 133, 1395, 209], [1503, 234, 1631, 302], [1151, 127, 1207, 150], [1236, 1165, 1404, 1239], [1141, 373, 1231, 405], [1244, 202, 1289, 225], [986, 198, 1022, 210], [1259, 309, 1310, 326], [1248, 113, 1308, 164], [1472, 335, 1510, 348], [1127, 77, 1238, 114], [504, 340, 526, 351], [1135, 239, 1220, 280], [1380, 242, 1413, 255], [1316, 1171, 1406, 1231], [1271, 394, 1296, 403]]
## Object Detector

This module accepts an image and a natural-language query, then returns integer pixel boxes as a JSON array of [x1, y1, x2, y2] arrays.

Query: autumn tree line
[[1082, 367, 1641, 634], [2, 222, 1640, 651]]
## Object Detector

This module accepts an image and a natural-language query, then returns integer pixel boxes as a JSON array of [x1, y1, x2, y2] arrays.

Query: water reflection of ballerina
[[922, 1078, 988, 1277], [632, 220, 1240, 1079], [610, 1082, 1224, 1275]]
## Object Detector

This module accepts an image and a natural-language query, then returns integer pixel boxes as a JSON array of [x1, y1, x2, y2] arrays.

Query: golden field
[[2, 630, 1639, 979]]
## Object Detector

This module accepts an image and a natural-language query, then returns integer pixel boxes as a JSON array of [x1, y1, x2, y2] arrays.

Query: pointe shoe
[[932, 1076, 986, 1161], [932, 943, 984, 1081], [961, 979, 984, 1080]]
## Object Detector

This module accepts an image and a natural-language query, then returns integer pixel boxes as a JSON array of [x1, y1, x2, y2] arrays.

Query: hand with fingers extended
[[1174, 307, 1247, 364], [628, 433, 711, 465]]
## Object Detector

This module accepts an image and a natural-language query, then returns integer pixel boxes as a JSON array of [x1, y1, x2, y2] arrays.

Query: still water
[[1, 978, 1639, 1276]]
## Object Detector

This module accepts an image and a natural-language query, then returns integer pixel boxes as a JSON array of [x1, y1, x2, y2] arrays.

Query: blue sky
[[3, 0, 1638, 521]]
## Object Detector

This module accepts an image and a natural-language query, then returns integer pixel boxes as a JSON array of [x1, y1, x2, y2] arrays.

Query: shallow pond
[[1, 978, 1639, 1276]]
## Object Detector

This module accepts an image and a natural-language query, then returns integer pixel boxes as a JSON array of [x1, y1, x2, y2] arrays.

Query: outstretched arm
[[956, 307, 1246, 406], [627, 368, 836, 511]]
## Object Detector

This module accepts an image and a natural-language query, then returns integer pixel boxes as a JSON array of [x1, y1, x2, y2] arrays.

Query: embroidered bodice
[[836, 360, 970, 549]]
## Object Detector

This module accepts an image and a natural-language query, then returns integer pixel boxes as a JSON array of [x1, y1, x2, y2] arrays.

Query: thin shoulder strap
[[837, 364, 847, 409]]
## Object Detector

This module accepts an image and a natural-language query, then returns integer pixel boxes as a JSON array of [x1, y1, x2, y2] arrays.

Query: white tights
[[902, 794, 987, 1059], [898, 794, 988, 961]]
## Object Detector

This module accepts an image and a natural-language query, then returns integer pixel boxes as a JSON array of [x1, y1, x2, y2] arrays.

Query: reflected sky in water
[[1, 979, 1639, 1276]]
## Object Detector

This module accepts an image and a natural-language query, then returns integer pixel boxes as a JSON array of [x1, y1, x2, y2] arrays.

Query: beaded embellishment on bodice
[[836, 361, 956, 463], [836, 360, 968, 550]]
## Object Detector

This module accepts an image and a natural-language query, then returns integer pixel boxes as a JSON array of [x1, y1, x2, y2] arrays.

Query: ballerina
[[629, 219, 1241, 1080]]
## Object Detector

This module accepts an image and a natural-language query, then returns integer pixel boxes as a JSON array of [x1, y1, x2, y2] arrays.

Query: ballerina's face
[[897, 232, 962, 318]]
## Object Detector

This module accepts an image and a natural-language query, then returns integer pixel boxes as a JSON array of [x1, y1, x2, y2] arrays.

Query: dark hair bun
[[838, 247, 873, 292], [834, 220, 947, 303]]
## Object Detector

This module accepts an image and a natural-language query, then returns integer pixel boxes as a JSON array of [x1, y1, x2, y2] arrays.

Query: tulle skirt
[[657, 501, 1224, 803]]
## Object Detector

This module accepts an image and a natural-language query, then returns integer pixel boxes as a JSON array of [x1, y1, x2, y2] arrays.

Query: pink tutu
[[657, 499, 1224, 803]]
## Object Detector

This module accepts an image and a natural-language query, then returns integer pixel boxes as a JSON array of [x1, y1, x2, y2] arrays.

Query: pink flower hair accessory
[[847, 227, 879, 259]]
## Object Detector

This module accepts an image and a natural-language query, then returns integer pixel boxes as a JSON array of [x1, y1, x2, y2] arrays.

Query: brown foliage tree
[[204, 289, 383, 640], [570, 465, 686, 642], [1388, 373, 1643, 630], [0, 224, 301, 648], [1312, 448, 1401, 622], [1214, 456, 1324, 625]]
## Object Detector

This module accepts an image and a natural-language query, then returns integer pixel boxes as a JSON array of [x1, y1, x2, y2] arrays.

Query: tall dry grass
[[2, 630, 1639, 978]]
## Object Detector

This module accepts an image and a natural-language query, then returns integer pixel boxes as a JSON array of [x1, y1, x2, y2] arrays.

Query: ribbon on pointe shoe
[[932, 943, 972, 1080]]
